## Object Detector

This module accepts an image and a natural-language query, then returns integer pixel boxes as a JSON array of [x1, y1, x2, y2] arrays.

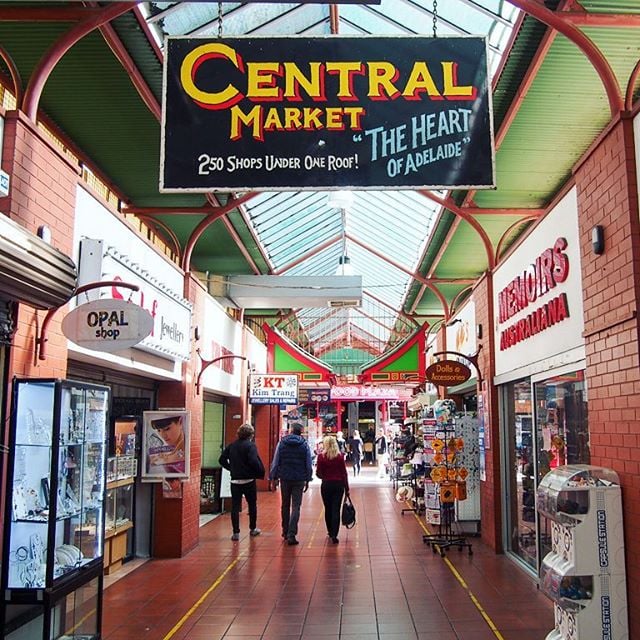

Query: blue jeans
[[280, 480, 305, 538]]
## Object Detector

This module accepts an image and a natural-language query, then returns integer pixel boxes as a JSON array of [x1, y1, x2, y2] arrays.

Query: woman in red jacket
[[316, 435, 349, 544]]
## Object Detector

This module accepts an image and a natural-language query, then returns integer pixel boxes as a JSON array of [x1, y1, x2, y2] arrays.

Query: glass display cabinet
[[104, 419, 138, 576], [537, 465, 628, 640], [1, 378, 109, 640]]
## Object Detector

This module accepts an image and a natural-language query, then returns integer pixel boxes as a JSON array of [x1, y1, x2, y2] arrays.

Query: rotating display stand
[[537, 465, 628, 640], [422, 405, 472, 557]]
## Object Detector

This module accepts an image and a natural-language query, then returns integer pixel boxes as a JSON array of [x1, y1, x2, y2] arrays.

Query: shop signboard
[[161, 36, 494, 191], [425, 359, 472, 386], [62, 299, 153, 353], [330, 385, 410, 401], [249, 374, 298, 404]]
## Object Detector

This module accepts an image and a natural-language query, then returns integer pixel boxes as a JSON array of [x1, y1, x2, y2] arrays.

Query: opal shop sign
[[62, 299, 154, 353]]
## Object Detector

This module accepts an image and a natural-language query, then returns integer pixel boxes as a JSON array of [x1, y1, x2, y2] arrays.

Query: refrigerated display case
[[537, 465, 628, 640], [1, 378, 109, 640]]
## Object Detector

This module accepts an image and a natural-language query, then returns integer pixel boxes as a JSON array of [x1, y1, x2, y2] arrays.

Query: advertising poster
[[142, 410, 190, 480], [161, 36, 494, 191]]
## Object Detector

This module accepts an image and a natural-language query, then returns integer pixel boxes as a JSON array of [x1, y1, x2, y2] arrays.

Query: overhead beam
[[561, 12, 640, 27], [0, 7, 104, 20]]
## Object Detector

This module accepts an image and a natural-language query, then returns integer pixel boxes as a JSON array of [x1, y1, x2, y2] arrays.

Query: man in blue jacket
[[270, 423, 313, 545]]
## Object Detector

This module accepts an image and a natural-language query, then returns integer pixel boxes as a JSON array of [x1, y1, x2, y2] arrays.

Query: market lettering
[[499, 293, 569, 350], [180, 43, 478, 110], [230, 105, 365, 141], [498, 237, 569, 323]]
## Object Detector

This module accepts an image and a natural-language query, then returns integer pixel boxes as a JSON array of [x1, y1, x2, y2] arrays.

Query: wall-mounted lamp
[[193, 326, 200, 341], [476, 324, 483, 340], [592, 225, 605, 255]]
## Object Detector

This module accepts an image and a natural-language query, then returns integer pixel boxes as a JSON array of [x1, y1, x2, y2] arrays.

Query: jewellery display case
[[1, 378, 109, 640], [104, 454, 136, 575], [537, 465, 628, 640]]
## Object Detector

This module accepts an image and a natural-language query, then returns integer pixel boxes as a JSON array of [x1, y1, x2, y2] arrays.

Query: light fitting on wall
[[476, 323, 483, 340], [592, 225, 605, 255]]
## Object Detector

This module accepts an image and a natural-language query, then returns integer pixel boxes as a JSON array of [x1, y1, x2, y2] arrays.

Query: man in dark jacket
[[219, 424, 265, 541], [269, 423, 313, 545]]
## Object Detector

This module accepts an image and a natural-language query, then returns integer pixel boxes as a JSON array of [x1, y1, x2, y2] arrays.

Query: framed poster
[[142, 410, 190, 480]]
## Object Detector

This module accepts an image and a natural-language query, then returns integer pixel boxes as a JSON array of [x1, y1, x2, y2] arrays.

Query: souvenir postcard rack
[[422, 402, 472, 557], [1, 378, 109, 640]]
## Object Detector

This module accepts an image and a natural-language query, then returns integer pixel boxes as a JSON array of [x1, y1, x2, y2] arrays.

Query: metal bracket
[[195, 349, 246, 395]]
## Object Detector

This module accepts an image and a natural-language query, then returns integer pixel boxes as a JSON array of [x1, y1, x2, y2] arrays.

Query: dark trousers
[[230, 480, 257, 533], [321, 480, 345, 538], [280, 480, 305, 538], [352, 455, 361, 476]]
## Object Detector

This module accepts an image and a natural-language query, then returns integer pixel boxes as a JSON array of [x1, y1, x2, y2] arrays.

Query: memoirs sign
[[161, 36, 494, 191]]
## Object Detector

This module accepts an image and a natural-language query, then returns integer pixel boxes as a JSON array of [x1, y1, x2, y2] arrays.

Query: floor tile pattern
[[103, 468, 553, 640]]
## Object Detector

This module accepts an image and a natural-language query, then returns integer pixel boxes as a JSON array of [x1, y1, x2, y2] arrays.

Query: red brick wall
[[152, 275, 204, 557], [474, 273, 502, 552], [1, 111, 78, 381], [575, 116, 640, 634]]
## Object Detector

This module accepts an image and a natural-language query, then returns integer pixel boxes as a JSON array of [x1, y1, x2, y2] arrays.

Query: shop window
[[534, 370, 589, 564], [503, 370, 589, 573]]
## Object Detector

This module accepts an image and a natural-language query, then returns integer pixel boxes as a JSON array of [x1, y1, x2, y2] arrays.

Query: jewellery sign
[[249, 374, 298, 404], [62, 299, 154, 353], [161, 36, 494, 191]]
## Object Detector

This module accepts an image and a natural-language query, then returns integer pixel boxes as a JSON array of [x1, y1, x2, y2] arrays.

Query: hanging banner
[[161, 36, 494, 191]]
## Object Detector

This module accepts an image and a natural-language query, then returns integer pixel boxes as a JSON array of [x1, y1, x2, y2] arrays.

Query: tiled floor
[[102, 466, 553, 640]]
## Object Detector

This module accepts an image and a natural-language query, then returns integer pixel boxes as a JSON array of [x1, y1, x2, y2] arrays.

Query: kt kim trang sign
[[161, 36, 494, 191], [249, 374, 298, 405]]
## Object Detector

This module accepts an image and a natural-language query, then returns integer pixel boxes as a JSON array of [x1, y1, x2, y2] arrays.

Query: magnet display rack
[[537, 465, 628, 640], [422, 410, 472, 557]]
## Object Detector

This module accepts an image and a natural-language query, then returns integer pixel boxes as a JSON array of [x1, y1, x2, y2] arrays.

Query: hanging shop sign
[[250, 374, 298, 404], [497, 237, 570, 351], [298, 388, 331, 403], [62, 299, 154, 353], [425, 360, 472, 386], [161, 36, 494, 191], [330, 385, 411, 401]]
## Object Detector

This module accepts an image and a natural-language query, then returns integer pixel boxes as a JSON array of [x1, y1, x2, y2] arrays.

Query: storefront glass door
[[503, 379, 536, 569], [503, 370, 589, 572], [534, 370, 589, 563]]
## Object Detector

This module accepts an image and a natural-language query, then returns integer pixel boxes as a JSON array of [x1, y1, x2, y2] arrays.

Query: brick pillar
[[574, 116, 640, 634], [0, 111, 78, 380], [152, 276, 204, 557], [474, 273, 502, 552]]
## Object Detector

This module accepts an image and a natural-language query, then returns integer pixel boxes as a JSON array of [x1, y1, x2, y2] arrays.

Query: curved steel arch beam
[[136, 214, 182, 259], [625, 57, 640, 112], [0, 43, 22, 106], [495, 213, 540, 262], [508, 0, 623, 116], [449, 285, 474, 318], [181, 192, 258, 272], [22, 2, 136, 120], [418, 190, 496, 270]]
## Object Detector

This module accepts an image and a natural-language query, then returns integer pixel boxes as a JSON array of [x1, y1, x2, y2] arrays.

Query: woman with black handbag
[[316, 435, 349, 544]]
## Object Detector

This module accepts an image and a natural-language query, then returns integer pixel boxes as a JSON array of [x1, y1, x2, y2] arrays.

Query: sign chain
[[432, 0, 438, 38], [218, 2, 223, 38]]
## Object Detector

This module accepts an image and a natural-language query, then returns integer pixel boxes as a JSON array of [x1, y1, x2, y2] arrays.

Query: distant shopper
[[219, 424, 265, 541], [316, 435, 350, 544], [376, 430, 388, 478], [270, 423, 313, 546], [336, 430, 346, 454], [363, 427, 376, 464], [347, 430, 363, 476]]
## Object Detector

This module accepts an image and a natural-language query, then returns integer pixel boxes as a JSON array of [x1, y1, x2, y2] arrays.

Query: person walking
[[270, 423, 313, 546], [316, 435, 349, 544], [376, 430, 389, 478], [219, 424, 265, 541], [347, 430, 363, 476]]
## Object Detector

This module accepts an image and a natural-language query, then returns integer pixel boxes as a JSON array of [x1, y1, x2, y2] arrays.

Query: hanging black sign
[[161, 36, 494, 191]]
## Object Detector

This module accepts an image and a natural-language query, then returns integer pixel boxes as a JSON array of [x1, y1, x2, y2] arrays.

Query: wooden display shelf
[[106, 477, 135, 490]]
